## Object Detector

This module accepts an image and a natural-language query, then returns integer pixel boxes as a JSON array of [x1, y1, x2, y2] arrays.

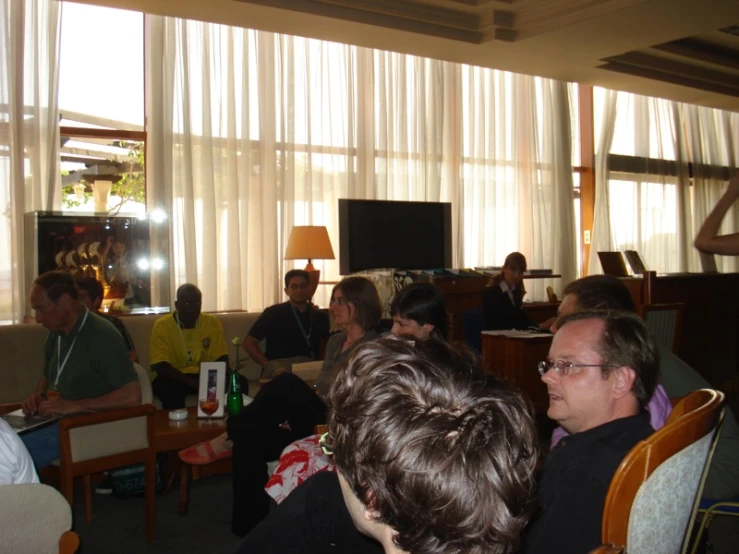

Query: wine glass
[[199, 397, 219, 424]]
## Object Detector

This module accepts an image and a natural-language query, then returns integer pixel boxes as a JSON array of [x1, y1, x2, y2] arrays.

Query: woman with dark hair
[[389, 281, 448, 340], [179, 276, 382, 537], [484, 251, 534, 331]]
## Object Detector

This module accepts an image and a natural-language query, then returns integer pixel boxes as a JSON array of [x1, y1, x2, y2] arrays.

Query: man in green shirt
[[20, 271, 140, 469]]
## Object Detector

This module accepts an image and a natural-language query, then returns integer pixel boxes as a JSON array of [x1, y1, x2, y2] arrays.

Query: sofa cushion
[[0, 311, 263, 403]]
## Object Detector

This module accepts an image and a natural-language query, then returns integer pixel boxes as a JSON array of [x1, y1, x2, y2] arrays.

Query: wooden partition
[[621, 272, 739, 387]]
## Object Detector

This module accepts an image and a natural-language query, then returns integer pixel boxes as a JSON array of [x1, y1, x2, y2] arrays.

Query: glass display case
[[24, 211, 171, 317]]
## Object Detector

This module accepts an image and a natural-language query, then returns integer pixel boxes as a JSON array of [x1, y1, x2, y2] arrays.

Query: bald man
[[150, 284, 232, 409]]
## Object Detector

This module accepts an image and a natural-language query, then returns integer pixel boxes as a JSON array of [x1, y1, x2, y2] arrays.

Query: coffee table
[[154, 408, 229, 515]]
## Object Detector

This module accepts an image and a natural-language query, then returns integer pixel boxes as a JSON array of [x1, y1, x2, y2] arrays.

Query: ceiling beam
[[651, 38, 739, 72]]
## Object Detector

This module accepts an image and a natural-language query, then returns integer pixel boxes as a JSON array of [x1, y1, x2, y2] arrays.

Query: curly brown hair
[[329, 336, 539, 554]]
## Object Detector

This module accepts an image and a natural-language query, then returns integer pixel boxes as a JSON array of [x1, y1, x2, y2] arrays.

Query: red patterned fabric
[[265, 434, 336, 504]]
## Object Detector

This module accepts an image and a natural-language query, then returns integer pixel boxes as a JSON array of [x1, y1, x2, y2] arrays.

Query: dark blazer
[[483, 282, 532, 330]]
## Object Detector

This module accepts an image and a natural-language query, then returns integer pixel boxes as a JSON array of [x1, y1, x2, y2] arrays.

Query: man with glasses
[[19, 271, 141, 470], [243, 270, 329, 378], [523, 310, 658, 554], [551, 275, 739, 501], [150, 283, 236, 409]]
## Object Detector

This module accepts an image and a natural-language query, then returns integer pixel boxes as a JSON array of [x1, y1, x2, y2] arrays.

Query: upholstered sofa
[[0, 311, 263, 403]]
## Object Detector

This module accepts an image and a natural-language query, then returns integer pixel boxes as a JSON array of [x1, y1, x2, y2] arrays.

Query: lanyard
[[175, 312, 199, 365], [290, 304, 314, 356], [54, 308, 90, 390]]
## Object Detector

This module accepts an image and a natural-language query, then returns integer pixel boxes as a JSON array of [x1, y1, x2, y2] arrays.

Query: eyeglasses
[[319, 432, 334, 456], [330, 297, 348, 306], [538, 359, 610, 377]]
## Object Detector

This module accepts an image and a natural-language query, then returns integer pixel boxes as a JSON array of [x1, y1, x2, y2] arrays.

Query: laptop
[[623, 250, 647, 275], [597, 251, 630, 278], [1, 409, 61, 434]]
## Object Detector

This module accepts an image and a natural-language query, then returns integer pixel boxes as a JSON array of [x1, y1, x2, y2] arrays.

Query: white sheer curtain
[[0, 0, 61, 323], [683, 104, 738, 273], [460, 70, 577, 299], [147, 15, 578, 310], [591, 88, 738, 275]]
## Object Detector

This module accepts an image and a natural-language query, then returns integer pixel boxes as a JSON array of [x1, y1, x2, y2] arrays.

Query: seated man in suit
[[150, 283, 247, 409], [523, 310, 658, 553], [20, 271, 141, 469], [76, 276, 138, 362], [238, 337, 539, 554], [243, 270, 330, 378], [551, 275, 739, 500], [483, 251, 534, 330]]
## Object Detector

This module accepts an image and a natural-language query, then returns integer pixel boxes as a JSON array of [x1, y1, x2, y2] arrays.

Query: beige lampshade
[[284, 226, 335, 263]]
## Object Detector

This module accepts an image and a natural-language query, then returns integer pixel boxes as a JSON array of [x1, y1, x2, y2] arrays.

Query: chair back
[[134, 362, 154, 404], [640, 303, 684, 353], [0, 483, 80, 553], [601, 389, 724, 554], [461, 307, 485, 353], [60, 404, 155, 464]]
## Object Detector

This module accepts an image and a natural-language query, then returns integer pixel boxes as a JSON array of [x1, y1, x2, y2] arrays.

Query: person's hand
[[538, 316, 557, 331], [38, 396, 82, 415], [21, 393, 44, 415]]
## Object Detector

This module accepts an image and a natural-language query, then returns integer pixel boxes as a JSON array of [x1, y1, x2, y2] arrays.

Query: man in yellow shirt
[[150, 283, 234, 409]]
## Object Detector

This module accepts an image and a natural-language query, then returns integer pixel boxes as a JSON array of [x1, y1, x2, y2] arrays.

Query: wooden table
[[481, 331, 553, 413], [154, 408, 229, 515], [154, 408, 226, 453]]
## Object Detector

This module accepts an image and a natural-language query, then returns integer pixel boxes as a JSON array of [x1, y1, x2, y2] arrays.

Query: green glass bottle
[[227, 371, 243, 416]]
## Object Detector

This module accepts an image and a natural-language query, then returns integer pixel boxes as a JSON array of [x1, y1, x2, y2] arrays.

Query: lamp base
[[304, 263, 320, 302]]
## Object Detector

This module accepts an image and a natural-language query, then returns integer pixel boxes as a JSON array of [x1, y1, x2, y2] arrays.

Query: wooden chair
[[58, 403, 157, 541], [1, 365, 157, 541], [57, 365, 157, 540], [640, 302, 684, 353], [0, 483, 80, 554], [595, 389, 724, 554]]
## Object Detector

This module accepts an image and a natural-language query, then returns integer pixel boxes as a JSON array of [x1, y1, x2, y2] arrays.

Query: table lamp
[[284, 226, 335, 300]]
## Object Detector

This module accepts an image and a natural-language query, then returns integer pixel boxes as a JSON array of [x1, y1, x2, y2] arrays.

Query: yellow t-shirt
[[149, 312, 228, 379]]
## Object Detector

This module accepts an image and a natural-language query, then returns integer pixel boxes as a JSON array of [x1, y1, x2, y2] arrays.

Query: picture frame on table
[[197, 361, 226, 418]]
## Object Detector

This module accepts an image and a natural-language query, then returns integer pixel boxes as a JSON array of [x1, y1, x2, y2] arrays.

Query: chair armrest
[[0, 402, 22, 415], [588, 545, 624, 554], [58, 404, 155, 432]]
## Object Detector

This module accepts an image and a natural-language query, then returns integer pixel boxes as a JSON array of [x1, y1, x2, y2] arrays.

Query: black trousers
[[228, 372, 327, 537], [152, 373, 250, 410]]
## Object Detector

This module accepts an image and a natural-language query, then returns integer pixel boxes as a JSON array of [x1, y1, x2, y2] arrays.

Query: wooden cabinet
[[621, 272, 739, 388], [482, 333, 552, 412]]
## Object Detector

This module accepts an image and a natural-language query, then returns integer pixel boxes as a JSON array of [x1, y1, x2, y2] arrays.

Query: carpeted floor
[[73, 474, 242, 553], [72, 471, 739, 554]]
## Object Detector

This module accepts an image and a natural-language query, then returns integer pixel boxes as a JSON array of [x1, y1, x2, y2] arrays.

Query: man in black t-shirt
[[244, 270, 330, 378]]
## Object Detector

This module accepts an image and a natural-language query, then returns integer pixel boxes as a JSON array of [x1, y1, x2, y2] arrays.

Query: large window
[[58, 3, 145, 215], [593, 87, 738, 274]]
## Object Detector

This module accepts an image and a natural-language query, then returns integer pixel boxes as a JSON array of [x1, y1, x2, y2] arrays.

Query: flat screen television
[[338, 199, 452, 274]]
